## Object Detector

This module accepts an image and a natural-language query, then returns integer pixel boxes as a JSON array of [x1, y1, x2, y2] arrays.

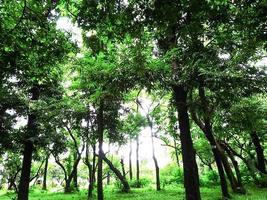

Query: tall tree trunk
[[129, 139, 133, 180], [73, 152, 78, 191], [222, 141, 260, 184], [18, 86, 39, 200], [106, 143, 111, 185], [64, 154, 83, 193], [204, 129, 230, 198], [250, 132, 266, 174], [17, 142, 34, 200], [120, 158, 126, 179], [149, 124, 160, 191], [42, 154, 49, 190], [136, 135, 140, 187], [97, 102, 104, 200], [65, 180, 71, 193], [220, 142, 246, 194], [86, 143, 96, 200], [173, 85, 201, 200], [217, 143, 239, 193], [196, 79, 230, 199], [100, 154, 130, 192], [173, 138, 180, 167]]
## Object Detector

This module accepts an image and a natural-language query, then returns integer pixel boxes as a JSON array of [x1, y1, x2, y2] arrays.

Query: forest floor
[[0, 184, 266, 200]]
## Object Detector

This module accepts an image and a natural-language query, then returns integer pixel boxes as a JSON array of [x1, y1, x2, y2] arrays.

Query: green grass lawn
[[0, 185, 266, 200]]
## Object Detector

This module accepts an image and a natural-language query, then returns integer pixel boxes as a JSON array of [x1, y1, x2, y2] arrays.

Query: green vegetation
[[0, 185, 266, 200], [0, 0, 266, 200]]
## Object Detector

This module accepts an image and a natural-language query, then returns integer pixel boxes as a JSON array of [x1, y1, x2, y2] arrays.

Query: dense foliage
[[0, 1, 266, 200]]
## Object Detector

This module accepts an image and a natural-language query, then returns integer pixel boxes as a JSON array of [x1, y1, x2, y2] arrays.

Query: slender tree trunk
[[97, 102, 104, 200], [196, 80, 230, 199], [42, 154, 49, 190], [8, 179, 14, 190], [100, 154, 130, 192], [173, 138, 180, 167], [18, 86, 39, 200], [217, 143, 239, 193], [106, 143, 111, 185], [250, 132, 266, 174], [223, 141, 260, 184], [149, 123, 160, 191], [129, 139, 133, 180], [73, 153, 78, 191], [86, 143, 96, 200], [64, 154, 82, 193], [136, 135, 140, 187], [120, 158, 126, 179], [173, 85, 201, 200], [220, 142, 246, 194], [204, 130, 230, 198]]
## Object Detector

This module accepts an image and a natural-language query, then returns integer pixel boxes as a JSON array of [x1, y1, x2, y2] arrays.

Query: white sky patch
[[255, 56, 267, 67], [14, 116, 28, 129], [56, 17, 83, 47]]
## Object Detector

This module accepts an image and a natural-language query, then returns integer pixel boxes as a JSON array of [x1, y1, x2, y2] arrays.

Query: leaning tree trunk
[[173, 85, 201, 200], [129, 139, 133, 180], [97, 103, 104, 200], [197, 79, 230, 199], [250, 132, 266, 174], [203, 126, 230, 198], [220, 142, 246, 194], [18, 86, 39, 200], [101, 154, 130, 192], [120, 158, 126, 179], [8, 168, 20, 191], [223, 141, 260, 184], [149, 123, 160, 191], [136, 135, 140, 187], [42, 154, 49, 190], [217, 143, 240, 193]]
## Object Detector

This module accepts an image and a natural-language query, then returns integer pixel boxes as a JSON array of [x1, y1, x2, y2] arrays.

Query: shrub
[[160, 164, 183, 187], [129, 178, 151, 188], [199, 170, 219, 187]]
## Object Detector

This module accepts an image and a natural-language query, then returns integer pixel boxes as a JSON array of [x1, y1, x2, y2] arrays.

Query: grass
[[0, 185, 266, 200]]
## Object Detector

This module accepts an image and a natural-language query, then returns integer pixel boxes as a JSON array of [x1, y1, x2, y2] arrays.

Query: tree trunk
[[101, 154, 130, 192], [97, 102, 104, 200], [196, 81, 230, 199], [204, 130, 230, 198], [129, 139, 133, 180], [73, 153, 78, 191], [65, 180, 71, 193], [86, 143, 96, 200], [173, 138, 180, 167], [136, 135, 140, 187], [149, 123, 160, 191], [173, 85, 201, 200], [17, 141, 34, 200], [64, 155, 82, 193], [250, 132, 266, 174], [217, 143, 239, 193], [120, 158, 126, 179], [223, 141, 260, 184], [220, 142, 246, 194], [18, 86, 39, 200], [42, 154, 49, 190]]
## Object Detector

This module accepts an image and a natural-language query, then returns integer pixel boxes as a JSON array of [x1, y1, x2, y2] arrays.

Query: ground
[[0, 185, 266, 200]]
